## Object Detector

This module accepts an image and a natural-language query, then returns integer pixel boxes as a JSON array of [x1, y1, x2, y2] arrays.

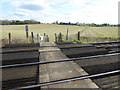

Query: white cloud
[[1, 0, 119, 24], [14, 12, 29, 16], [57, 0, 119, 24]]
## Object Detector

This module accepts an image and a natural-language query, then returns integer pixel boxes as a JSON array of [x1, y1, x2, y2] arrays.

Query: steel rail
[[40, 41, 120, 47], [1, 41, 119, 52], [97, 45, 120, 48], [1, 53, 119, 68], [92, 41, 120, 45], [40, 44, 92, 48], [11, 70, 120, 90]]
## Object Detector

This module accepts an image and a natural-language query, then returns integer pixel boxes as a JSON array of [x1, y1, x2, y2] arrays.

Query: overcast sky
[[0, 0, 119, 24]]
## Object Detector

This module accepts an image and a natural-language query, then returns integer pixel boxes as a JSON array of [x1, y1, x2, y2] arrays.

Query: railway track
[[11, 70, 120, 90], [92, 72, 119, 89], [41, 41, 120, 48], [1, 53, 119, 68], [2, 43, 40, 89], [1, 41, 119, 53], [1, 41, 120, 89], [77, 61, 120, 89], [1, 52, 120, 89]]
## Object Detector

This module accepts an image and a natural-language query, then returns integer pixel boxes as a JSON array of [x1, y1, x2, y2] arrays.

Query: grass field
[[1, 24, 119, 42]]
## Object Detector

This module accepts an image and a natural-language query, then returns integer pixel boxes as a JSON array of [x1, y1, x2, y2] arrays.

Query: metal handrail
[[11, 70, 120, 90], [1, 53, 119, 68]]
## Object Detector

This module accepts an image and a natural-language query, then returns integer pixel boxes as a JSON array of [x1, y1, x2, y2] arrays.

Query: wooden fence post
[[58, 33, 62, 42], [25, 25, 29, 38], [55, 33, 57, 42], [37, 34, 39, 43], [78, 31, 80, 40], [96, 37, 98, 43], [44, 33, 46, 36], [8, 33, 11, 44], [86, 37, 89, 43], [47, 35, 49, 42], [31, 32, 34, 43], [43, 33, 46, 42], [66, 29, 69, 40], [25, 25, 29, 43]]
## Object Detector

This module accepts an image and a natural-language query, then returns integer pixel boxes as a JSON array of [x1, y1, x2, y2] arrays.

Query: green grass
[[1, 24, 119, 42]]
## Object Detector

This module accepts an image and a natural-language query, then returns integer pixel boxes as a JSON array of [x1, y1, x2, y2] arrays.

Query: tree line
[[0, 20, 118, 27], [0, 20, 41, 25], [52, 21, 118, 27], [58, 22, 118, 27]]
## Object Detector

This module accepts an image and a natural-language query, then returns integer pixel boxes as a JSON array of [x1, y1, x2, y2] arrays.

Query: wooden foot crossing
[[39, 42, 99, 88]]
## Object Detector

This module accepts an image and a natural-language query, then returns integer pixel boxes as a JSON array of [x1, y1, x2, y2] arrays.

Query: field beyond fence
[[1, 24, 119, 45]]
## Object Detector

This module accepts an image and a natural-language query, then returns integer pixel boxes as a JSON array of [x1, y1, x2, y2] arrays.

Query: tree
[[55, 21, 58, 24]]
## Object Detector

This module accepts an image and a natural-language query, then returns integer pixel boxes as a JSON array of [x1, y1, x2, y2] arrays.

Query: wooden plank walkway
[[39, 42, 99, 88]]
